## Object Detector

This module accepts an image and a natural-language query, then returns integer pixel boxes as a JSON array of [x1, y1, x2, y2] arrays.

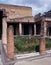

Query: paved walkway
[[0, 50, 51, 65], [0, 56, 3, 65], [15, 56, 51, 65], [14, 50, 51, 65]]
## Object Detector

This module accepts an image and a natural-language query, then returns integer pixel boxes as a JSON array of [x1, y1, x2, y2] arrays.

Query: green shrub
[[14, 36, 51, 53], [45, 38, 51, 49]]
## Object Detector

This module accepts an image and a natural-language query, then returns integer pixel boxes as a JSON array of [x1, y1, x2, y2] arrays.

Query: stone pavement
[[15, 57, 51, 65], [0, 55, 3, 65], [0, 55, 51, 65], [15, 50, 51, 65], [0, 50, 51, 65]]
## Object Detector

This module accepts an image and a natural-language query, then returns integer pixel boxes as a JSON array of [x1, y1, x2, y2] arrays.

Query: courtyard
[[0, 4, 51, 65]]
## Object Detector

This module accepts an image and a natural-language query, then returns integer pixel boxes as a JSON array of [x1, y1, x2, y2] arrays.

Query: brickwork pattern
[[7, 25, 14, 59]]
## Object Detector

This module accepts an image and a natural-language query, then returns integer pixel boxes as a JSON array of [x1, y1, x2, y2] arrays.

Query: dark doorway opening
[[23, 23, 34, 35], [49, 27, 51, 36], [0, 10, 3, 39], [23, 23, 29, 35], [36, 23, 41, 35], [32, 24, 34, 35]]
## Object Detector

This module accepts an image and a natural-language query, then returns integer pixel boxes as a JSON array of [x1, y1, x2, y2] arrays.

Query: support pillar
[[19, 23, 22, 35], [44, 22, 47, 37], [7, 25, 14, 59], [40, 18, 46, 54], [40, 37, 45, 54], [2, 17, 7, 44], [34, 24, 36, 36]]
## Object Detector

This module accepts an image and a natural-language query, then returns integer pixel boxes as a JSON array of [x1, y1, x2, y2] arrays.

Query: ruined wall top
[[44, 10, 51, 18], [0, 4, 32, 19], [34, 10, 51, 22]]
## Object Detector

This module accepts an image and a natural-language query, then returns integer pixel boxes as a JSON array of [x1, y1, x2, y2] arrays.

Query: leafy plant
[[14, 36, 51, 53]]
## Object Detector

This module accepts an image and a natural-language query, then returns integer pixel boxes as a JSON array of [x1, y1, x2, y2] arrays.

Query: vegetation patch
[[14, 36, 51, 53]]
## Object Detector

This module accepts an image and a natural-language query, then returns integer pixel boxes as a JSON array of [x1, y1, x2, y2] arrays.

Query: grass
[[14, 36, 51, 53]]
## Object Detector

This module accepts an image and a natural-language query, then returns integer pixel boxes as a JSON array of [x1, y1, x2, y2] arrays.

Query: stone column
[[19, 23, 22, 35], [40, 37, 45, 54], [34, 24, 36, 36], [7, 25, 14, 59], [2, 17, 7, 44], [40, 19, 46, 54], [29, 25, 32, 35], [44, 22, 47, 37]]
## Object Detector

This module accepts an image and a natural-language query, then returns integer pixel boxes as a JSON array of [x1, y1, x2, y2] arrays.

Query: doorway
[[49, 27, 51, 36], [23, 24, 29, 35]]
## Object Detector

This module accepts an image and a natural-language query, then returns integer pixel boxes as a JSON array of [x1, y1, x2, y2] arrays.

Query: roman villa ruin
[[0, 4, 51, 58]]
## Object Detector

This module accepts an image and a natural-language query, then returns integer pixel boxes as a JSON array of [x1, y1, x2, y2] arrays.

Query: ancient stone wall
[[0, 4, 32, 19], [7, 16, 34, 23]]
